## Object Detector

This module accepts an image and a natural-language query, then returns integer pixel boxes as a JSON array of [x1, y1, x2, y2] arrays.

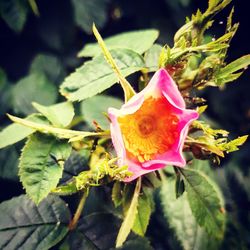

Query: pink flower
[[108, 68, 199, 181]]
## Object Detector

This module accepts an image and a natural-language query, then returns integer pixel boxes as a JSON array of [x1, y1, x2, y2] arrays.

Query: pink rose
[[108, 68, 199, 181]]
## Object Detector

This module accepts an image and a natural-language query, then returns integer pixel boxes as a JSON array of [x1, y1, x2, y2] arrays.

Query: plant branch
[[92, 24, 136, 102], [69, 190, 89, 230], [7, 114, 110, 141]]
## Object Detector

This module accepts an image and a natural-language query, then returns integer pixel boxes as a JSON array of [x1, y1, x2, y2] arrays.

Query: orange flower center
[[137, 115, 156, 137], [118, 96, 179, 163]]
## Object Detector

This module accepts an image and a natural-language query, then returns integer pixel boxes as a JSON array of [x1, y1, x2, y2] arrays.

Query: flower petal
[[109, 68, 199, 181]]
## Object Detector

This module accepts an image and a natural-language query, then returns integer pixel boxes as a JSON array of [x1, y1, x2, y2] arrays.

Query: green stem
[[7, 114, 110, 141], [69, 190, 89, 230], [92, 24, 136, 102]]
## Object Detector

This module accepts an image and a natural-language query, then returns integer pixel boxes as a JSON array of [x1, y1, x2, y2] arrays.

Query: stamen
[[118, 96, 179, 162]]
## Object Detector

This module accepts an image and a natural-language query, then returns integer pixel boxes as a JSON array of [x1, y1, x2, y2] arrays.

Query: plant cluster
[[0, 0, 249, 249]]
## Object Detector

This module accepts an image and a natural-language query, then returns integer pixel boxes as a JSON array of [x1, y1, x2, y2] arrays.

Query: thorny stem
[[69, 189, 89, 230]]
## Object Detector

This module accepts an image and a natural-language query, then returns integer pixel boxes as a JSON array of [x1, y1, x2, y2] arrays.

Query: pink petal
[[108, 68, 199, 182]]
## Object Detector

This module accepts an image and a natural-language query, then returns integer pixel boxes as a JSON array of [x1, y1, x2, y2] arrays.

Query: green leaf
[[180, 168, 226, 238], [19, 133, 72, 204], [217, 55, 250, 84], [78, 29, 159, 57], [192, 120, 229, 137], [112, 181, 123, 208], [207, 0, 232, 14], [0, 0, 28, 32], [53, 149, 91, 196], [59, 231, 98, 250], [12, 73, 57, 115], [0, 195, 71, 250], [30, 54, 65, 83], [0, 114, 49, 149], [208, 0, 221, 9], [60, 49, 144, 102], [144, 44, 162, 72], [218, 135, 248, 153], [28, 0, 39, 16], [0, 146, 18, 181], [160, 176, 220, 250], [81, 95, 122, 129], [116, 178, 141, 248], [78, 212, 121, 249], [132, 192, 152, 236], [118, 237, 153, 250], [61, 149, 90, 184], [33, 101, 75, 128], [71, 0, 110, 34]]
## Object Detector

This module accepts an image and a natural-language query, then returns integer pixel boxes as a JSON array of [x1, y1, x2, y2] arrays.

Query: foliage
[[160, 175, 220, 250], [0, 195, 71, 249], [60, 48, 144, 102], [0, 0, 249, 249], [19, 133, 72, 204], [81, 95, 122, 130], [78, 29, 159, 57]]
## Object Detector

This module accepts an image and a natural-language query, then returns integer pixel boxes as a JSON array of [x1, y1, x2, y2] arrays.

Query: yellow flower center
[[118, 96, 179, 163]]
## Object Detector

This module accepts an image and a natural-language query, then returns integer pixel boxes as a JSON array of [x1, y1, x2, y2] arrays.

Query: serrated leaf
[[12, 73, 57, 115], [219, 135, 248, 153], [132, 192, 152, 236], [19, 133, 72, 204], [160, 176, 220, 250], [0, 195, 71, 250], [0, 114, 49, 149], [144, 44, 162, 72], [30, 54, 65, 83], [116, 178, 141, 248], [33, 101, 75, 128], [60, 49, 144, 102], [71, 0, 110, 34], [0, 0, 28, 32], [180, 168, 226, 238], [192, 120, 229, 137], [78, 29, 159, 57], [81, 95, 122, 129]]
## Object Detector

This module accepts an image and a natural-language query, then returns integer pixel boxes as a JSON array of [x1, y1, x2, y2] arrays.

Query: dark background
[[0, 0, 249, 249]]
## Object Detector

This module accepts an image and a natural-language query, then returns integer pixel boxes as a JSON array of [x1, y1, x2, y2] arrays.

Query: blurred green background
[[0, 0, 249, 249]]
